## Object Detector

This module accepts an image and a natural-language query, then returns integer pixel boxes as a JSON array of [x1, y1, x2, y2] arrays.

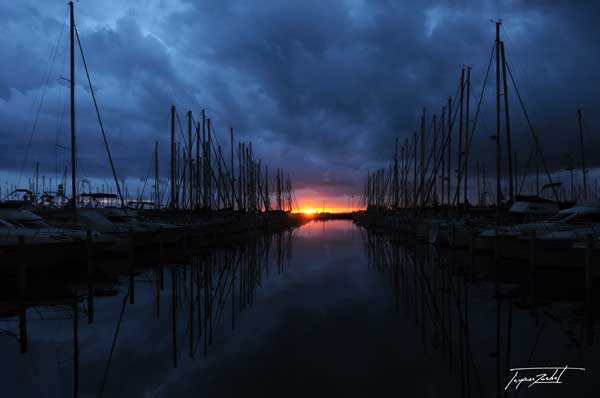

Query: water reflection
[[362, 228, 600, 397], [1, 228, 294, 397], [1, 220, 599, 397]]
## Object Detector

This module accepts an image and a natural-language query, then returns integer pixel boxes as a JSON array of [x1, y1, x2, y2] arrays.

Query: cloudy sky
[[1, 0, 598, 209]]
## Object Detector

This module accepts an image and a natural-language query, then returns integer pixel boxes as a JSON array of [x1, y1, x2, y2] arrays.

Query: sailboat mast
[[432, 115, 437, 205], [495, 21, 502, 222], [69, 1, 77, 221], [230, 127, 235, 209], [393, 136, 399, 208], [187, 110, 193, 211], [413, 130, 417, 208], [440, 106, 445, 206], [152, 141, 157, 208], [420, 108, 426, 207], [446, 96, 452, 207], [196, 122, 200, 209], [577, 109, 588, 199], [463, 66, 471, 209], [500, 41, 514, 202], [456, 68, 465, 208], [170, 105, 176, 210]]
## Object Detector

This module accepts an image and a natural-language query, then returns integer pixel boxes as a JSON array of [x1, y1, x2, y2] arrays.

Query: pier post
[[86, 230, 94, 324]]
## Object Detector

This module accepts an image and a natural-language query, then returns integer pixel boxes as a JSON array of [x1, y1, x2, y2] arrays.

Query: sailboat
[[472, 200, 600, 266]]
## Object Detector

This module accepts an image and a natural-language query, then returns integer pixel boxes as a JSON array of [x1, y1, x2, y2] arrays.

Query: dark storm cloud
[[0, 0, 598, 197]]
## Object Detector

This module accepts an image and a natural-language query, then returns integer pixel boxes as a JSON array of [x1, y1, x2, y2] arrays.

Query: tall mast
[[476, 161, 481, 206], [514, 151, 518, 197], [535, 150, 540, 196], [393, 136, 399, 208], [440, 106, 445, 207], [403, 138, 409, 207], [446, 96, 452, 207], [463, 66, 471, 209], [420, 108, 426, 206], [413, 130, 417, 208], [400, 142, 405, 208], [155, 141, 159, 208], [500, 41, 514, 202], [207, 118, 212, 210], [238, 142, 243, 210], [577, 109, 588, 199], [35, 161, 39, 202], [187, 110, 193, 211], [69, 1, 77, 221], [456, 68, 464, 208], [196, 122, 200, 209], [432, 115, 437, 205], [264, 165, 269, 211], [495, 21, 502, 221], [230, 127, 235, 209], [170, 105, 176, 210], [202, 110, 207, 208]]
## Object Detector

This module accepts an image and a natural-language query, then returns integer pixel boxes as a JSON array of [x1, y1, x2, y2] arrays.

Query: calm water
[[1, 220, 599, 397]]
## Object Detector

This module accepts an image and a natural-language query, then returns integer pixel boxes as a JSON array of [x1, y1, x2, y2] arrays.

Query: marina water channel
[[1, 220, 599, 397]]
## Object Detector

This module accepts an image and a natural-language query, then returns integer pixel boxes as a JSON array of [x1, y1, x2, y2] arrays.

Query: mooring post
[[86, 230, 94, 324], [171, 267, 178, 368]]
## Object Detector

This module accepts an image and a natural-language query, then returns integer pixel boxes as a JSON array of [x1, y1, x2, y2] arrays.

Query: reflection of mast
[[171, 267, 178, 368], [19, 237, 28, 354], [73, 296, 79, 398], [363, 233, 478, 397], [189, 264, 194, 359]]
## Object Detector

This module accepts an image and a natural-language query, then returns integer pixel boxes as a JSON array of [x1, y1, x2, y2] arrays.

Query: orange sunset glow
[[293, 188, 363, 214]]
